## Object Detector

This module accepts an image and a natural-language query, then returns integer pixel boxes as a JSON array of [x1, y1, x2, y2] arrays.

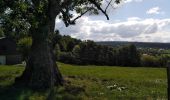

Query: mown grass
[[0, 63, 167, 100]]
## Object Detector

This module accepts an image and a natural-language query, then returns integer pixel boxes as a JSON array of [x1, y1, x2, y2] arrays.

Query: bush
[[158, 55, 170, 67], [141, 54, 160, 67], [59, 52, 77, 64]]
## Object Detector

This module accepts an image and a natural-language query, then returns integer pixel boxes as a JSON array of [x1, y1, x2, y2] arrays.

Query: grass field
[[0, 63, 167, 100]]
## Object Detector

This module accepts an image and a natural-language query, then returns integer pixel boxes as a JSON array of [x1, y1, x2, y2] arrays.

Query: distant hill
[[96, 41, 170, 49]]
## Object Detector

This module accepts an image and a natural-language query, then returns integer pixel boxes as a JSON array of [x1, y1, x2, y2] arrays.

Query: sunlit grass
[[0, 62, 167, 100], [58, 63, 167, 99]]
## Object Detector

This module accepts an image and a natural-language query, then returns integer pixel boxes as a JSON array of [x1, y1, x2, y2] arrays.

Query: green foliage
[[0, 63, 167, 99], [59, 35, 81, 52], [60, 40, 141, 66], [0, 0, 121, 39], [0, 0, 31, 40], [17, 37, 32, 61], [54, 44, 61, 60], [52, 31, 81, 52], [77, 40, 97, 64], [141, 54, 160, 67], [117, 44, 141, 66], [158, 55, 170, 67], [59, 52, 77, 64], [141, 54, 170, 67]]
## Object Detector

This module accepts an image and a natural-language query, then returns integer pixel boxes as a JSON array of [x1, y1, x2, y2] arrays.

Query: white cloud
[[127, 17, 141, 21], [146, 7, 161, 15], [124, 0, 133, 3], [55, 17, 170, 42], [124, 0, 143, 3]]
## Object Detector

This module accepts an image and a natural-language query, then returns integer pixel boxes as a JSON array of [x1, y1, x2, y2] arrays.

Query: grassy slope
[[0, 63, 167, 100]]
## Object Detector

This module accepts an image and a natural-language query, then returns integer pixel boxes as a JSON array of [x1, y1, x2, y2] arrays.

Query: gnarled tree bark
[[15, 24, 64, 89], [15, 0, 64, 89]]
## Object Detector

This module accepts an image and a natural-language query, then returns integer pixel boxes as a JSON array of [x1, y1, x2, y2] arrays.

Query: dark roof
[[0, 37, 19, 55]]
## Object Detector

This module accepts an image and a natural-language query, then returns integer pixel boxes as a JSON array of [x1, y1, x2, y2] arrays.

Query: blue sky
[[56, 0, 170, 42], [116, 0, 170, 19]]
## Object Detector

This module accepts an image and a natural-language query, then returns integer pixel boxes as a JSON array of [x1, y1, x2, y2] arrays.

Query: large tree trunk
[[15, 26, 64, 89], [16, 39, 63, 89], [15, 0, 64, 89]]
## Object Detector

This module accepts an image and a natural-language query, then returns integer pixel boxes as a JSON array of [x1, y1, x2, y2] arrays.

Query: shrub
[[59, 52, 77, 64], [141, 54, 160, 67]]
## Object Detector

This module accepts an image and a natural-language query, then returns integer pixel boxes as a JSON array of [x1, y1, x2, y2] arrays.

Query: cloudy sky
[[55, 0, 170, 42]]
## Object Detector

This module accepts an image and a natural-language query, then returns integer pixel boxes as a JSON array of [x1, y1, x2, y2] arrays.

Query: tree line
[[57, 40, 140, 66], [52, 33, 141, 67], [18, 32, 170, 67], [54, 33, 170, 67]]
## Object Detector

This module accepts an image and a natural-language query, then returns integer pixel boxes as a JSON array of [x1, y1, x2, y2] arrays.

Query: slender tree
[[0, 0, 122, 89]]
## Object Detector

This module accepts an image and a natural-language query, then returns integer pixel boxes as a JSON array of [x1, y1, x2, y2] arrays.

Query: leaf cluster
[[0, 0, 122, 39]]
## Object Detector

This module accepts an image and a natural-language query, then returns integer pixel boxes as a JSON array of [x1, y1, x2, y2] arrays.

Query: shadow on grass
[[46, 84, 85, 100], [0, 84, 33, 100], [0, 82, 85, 100]]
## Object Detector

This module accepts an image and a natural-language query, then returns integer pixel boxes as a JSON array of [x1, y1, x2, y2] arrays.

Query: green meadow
[[0, 63, 167, 100]]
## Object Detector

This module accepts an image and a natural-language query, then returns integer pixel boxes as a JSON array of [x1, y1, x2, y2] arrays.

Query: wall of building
[[6, 55, 22, 65], [0, 55, 6, 65], [0, 37, 22, 65]]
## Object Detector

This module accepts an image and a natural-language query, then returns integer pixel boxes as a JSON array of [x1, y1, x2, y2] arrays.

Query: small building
[[0, 37, 22, 65]]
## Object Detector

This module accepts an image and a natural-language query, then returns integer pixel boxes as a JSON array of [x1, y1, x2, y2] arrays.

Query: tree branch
[[105, 0, 114, 12], [60, 9, 70, 27], [88, 0, 109, 20], [61, 7, 92, 27], [105, 0, 116, 10], [60, 0, 122, 27], [69, 8, 92, 26]]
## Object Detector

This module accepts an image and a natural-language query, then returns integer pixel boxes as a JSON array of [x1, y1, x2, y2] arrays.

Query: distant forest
[[96, 41, 170, 49], [52, 33, 140, 67], [18, 33, 170, 67]]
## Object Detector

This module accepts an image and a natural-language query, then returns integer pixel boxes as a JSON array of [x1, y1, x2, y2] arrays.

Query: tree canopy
[[0, 0, 122, 39]]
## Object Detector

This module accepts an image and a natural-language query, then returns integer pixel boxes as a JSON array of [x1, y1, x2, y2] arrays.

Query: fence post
[[167, 62, 170, 100]]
